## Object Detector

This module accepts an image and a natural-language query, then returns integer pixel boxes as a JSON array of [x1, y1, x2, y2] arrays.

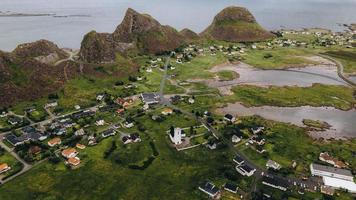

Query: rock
[[201, 6, 274, 42], [12, 39, 68, 63], [180, 28, 199, 42], [80, 8, 186, 63]]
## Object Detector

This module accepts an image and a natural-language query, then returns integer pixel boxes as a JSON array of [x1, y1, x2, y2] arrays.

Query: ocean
[[0, 0, 356, 51]]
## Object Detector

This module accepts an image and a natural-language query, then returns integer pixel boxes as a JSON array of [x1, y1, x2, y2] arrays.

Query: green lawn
[[323, 50, 356, 75], [243, 48, 318, 69], [216, 70, 239, 81], [225, 84, 356, 110], [0, 152, 23, 181]]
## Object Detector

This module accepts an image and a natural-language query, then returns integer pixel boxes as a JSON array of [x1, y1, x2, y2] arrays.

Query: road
[[318, 54, 356, 87], [157, 55, 319, 196]]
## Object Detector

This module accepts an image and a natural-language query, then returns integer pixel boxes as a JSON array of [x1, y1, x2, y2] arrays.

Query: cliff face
[[80, 8, 186, 63], [201, 6, 274, 42]]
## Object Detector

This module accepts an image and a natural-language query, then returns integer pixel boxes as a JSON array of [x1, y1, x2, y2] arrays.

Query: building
[[310, 163, 354, 181], [232, 135, 241, 143], [48, 137, 61, 147], [224, 114, 236, 123], [251, 126, 265, 134], [236, 164, 256, 177], [266, 160, 281, 171], [169, 128, 183, 145], [319, 152, 347, 168], [0, 163, 11, 174], [233, 155, 245, 166], [141, 93, 160, 105], [7, 116, 22, 125], [124, 121, 134, 128], [198, 181, 220, 198], [322, 176, 356, 194], [101, 129, 116, 138], [61, 148, 78, 159], [122, 134, 141, 144], [262, 176, 288, 191], [45, 100, 58, 108], [224, 183, 238, 193], [161, 108, 173, 115], [66, 157, 81, 167], [5, 131, 42, 146], [95, 120, 105, 126], [76, 143, 86, 150], [74, 128, 85, 136]]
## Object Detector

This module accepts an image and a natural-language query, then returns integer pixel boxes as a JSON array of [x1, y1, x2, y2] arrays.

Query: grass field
[[216, 70, 239, 81], [323, 50, 356, 75], [0, 152, 23, 181], [243, 48, 318, 69], [225, 84, 356, 110]]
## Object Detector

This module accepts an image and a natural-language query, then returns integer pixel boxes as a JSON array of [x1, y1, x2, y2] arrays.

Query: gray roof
[[141, 93, 159, 103], [311, 163, 353, 177]]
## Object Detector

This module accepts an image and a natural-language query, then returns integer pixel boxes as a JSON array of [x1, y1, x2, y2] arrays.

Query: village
[[0, 28, 355, 199]]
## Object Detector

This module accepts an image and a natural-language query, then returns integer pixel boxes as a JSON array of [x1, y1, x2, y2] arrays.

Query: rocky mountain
[[12, 39, 68, 64], [201, 6, 274, 42], [180, 28, 199, 42], [0, 41, 79, 107], [80, 8, 186, 63]]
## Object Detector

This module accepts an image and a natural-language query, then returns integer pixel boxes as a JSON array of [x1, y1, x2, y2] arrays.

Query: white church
[[169, 127, 185, 145]]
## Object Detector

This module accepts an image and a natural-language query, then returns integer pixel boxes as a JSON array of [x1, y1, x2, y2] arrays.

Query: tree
[[170, 126, 174, 135]]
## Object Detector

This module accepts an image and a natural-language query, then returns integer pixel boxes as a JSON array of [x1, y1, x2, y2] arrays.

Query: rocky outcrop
[[201, 6, 274, 42], [80, 8, 186, 63], [12, 39, 68, 63]]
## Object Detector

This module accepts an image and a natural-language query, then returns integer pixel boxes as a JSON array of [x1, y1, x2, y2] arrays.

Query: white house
[[75, 128, 85, 136], [95, 120, 105, 126], [232, 135, 241, 143], [322, 176, 356, 194], [224, 114, 236, 123], [266, 160, 281, 170], [236, 165, 256, 177], [124, 121, 134, 128], [169, 128, 183, 145]]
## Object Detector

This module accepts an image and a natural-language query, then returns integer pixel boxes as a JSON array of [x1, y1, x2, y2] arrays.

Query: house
[[161, 108, 173, 115], [74, 128, 85, 136], [0, 163, 11, 174], [233, 155, 245, 166], [142, 104, 149, 111], [7, 116, 22, 125], [95, 120, 105, 126], [251, 126, 265, 134], [170, 95, 181, 104], [169, 128, 183, 145], [122, 134, 141, 144], [5, 131, 42, 146], [256, 145, 266, 154], [207, 142, 217, 150], [224, 114, 235, 123], [55, 128, 66, 136], [88, 135, 97, 146], [76, 143, 86, 150], [101, 129, 116, 138], [188, 97, 195, 104], [96, 93, 105, 101], [29, 146, 42, 155], [48, 137, 61, 147], [61, 148, 78, 158], [0, 111, 8, 118], [319, 152, 347, 168], [236, 164, 256, 177], [262, 176, 288, 191], [232, 135, 241, 143], [124, 121, 134, 128], [74, 105, 81, 110], [71, 110, 95, 120], [266, 160, 281, 171], [45, 100, 58, 108], [310, 163, 354, 182], [320, 185, 335, 196], [198, 181, 220, 198], [252, 136, 265, 145], [224, 183, 238, 194], [141, 93, 160, 105], [116, 98, 133, 108], [146, 68, 152, 73], [66, 157, 81, 167], [122, 136, 132, 144]]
